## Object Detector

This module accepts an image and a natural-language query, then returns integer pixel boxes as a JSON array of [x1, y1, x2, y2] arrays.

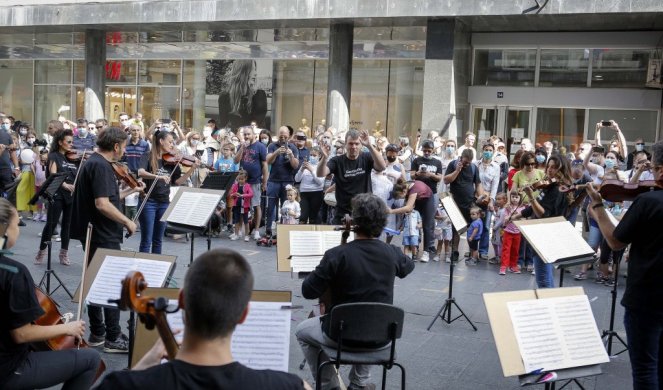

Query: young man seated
[[96, 249, 311, 390]]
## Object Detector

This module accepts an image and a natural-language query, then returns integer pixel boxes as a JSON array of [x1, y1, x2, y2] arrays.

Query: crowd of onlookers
[[0, 109, 656, 286]]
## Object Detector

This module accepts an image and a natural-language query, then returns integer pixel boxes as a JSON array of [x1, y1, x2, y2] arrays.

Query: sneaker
[[40, 214, 47, 222], [32, 214, 39, 222], [488, 257, 499, 264], [574, 272, 587, 281], [34, 249, 46, 265], [479, 254, 489, 261], [88, 333, 105, 347], [432, 253, 441, 262], [229, 233, 239, 241], [604, 278, 616, 287], [253, 230, 261, 240], [465, 258, 478, 266], [104, 334, 129, 354], [499, 266, 506, 275], [445, 256, 451, 263], [53, 234, 61, 242], [419, 251, 430, 263], [18, 219, 26, 227], [244, 235, 250, 242], [509, 266, 522, 274]]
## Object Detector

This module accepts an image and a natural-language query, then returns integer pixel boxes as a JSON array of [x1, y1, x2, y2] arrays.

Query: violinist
[[0, 198, 101, 390], [137, 130, 198, 254], [296, 194, 414, 390], [512, 155, 573, 288], [96, 249, 309, 390], [71, 127, 142, 354], [34, 129, 77, 266], [586, 141, 663, 390]]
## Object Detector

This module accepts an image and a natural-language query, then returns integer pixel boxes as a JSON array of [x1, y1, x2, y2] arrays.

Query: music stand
[[600, 257, 628, 357], [428, 197, 477, 332], [201, 171, 238, 248], [30, 173, 73, 298]]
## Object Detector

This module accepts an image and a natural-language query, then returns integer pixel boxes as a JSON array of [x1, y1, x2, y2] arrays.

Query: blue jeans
[[518, 239, 533, 268], [479, 210, 492, 256], [624, 307, 663, 389], [533, 253, 554, 288], [138, 199, 169, 254], [588, 224, 603, 250], [265, 181, 292, 235]]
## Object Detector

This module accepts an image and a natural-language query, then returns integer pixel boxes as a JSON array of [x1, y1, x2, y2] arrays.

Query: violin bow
[[76, 223, 93, 348], [71, 150, 87, 190]]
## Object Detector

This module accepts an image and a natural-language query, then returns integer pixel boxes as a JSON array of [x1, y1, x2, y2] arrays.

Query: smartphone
[[592, 146, 605, 154], [161, 118, 172, 124], [601, 120, 612, 127], [296, 135, 307, 141]]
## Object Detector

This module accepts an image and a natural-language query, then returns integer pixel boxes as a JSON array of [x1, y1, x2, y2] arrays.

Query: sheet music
[[169, 186, 180, 202], [165, 301, 291, 372], [290, 231, 323, 256], [322, 231, 353, 251], [86, 256, 171, 307], [291, 256, 323, 273], [508, 295, 609, 373], [166, 300, 185, 344], [518, 220, 594, 264], [441, 196, 468, 233], [166, 191, 221, 227]]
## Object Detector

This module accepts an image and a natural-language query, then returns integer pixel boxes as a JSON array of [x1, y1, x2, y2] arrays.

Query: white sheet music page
[[322, 230, 353, 251], [166, 191, 221, 227], [166, 300, 185, 344], [508, 295, 609, 373], [518, 220, 594, 264], [291, 256, 323, 273], [290, 231, 323, 256], [86, 256, 171, 307], [231, 301, 291, 372], [441, 196, 468, 233]]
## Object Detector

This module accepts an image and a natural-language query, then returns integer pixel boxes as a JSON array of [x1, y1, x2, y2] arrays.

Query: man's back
[[97, 359, 303, 390]]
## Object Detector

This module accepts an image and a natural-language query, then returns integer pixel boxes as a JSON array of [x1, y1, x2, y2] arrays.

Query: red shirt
[[407, 180, 432, 200]]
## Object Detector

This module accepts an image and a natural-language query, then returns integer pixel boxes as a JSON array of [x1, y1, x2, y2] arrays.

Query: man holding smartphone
[[264, 126, 300, 237]]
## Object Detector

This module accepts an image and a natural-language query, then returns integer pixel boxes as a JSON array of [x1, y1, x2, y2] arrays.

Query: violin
[[32, 287, 106, 380], [66, 149, 93, 162], [162, 152, 213, 170], [559, 179, 662, 202], [111, 161, 143, 190], [113, 271, 179, 360]]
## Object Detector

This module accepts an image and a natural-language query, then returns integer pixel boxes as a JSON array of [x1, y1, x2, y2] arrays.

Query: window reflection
[[35, 60, 71, 84], [536, 108, 585, 152], [591, 49, 650, 88], [588, 109, 657, 143], [473, 49, 537, 86], [0, 60, 33, 126], [139, 60, 181, 85], [138, 86, 180, 126], [35, 85, 71, 133], [539, 49, 589, 87]]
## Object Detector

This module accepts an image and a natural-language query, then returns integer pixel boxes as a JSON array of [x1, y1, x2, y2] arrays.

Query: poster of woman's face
[[206, 59, 273, 131]]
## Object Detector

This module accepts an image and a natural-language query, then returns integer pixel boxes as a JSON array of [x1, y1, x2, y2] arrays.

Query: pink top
[[499, 204, 526, 234], [228, 182, 254, 210], [34, 160, 47, 186]]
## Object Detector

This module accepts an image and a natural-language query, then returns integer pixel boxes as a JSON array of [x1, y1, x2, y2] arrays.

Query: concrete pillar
[[421, 19, 461, 142], [84, 30, 106, 121], [326, 23, 353, 134]]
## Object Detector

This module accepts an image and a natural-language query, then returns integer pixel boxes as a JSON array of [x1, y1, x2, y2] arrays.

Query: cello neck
[[154, 312, 179, 360]]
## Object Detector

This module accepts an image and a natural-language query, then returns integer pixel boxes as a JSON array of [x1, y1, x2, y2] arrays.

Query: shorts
[[232, 206, 249, 224], [250, 183, 262, 207], [402, 235, 419, 246], [468, 239, 479, 251], [435, 226, 452, 241]]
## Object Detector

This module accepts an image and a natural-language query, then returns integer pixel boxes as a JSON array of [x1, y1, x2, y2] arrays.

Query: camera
[[601, 120, 612, 127], [34, 139, 48, 147]]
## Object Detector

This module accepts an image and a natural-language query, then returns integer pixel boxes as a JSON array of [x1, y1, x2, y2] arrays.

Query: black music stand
[[427, 250, 477, 331], [30, 173, 73, 298], [200, 171, 239, 248], [600, 257, 628, 357]]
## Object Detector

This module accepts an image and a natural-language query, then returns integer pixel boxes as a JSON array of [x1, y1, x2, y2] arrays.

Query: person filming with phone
[[264, 126, 300, 238]]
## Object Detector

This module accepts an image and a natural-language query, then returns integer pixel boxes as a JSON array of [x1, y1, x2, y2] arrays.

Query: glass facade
[[536, 108, 585, 149], [587, 109, 658, 143], [473, 49, 537, 86], [539, 49, 590, 87]]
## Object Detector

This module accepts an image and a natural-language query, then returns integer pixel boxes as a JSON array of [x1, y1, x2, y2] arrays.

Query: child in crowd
[[434, 203, 452, 262], [280, 185, 301, 225], [490, 192, 508, 264], [229, 170, 254, 242], [466, 207, 483, 265], [214, 143, 239, 173], [123, 183, 139, 220], [33, 150, 48, 222], [498, 189, 526, 275], [401, 209, 422, 260]]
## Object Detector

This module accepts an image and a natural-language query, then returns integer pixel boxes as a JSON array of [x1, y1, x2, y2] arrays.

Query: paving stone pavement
[[15, 218, 632, 389]]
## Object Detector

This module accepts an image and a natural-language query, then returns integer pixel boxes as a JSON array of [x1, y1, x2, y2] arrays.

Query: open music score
[[161, 187, 224, 228], [164, 298, 292, 372], [85, 256, 172, 308], [508, 295, 609, 373], [441, 196, 468, 234], [289, 230, 354, 273], [515, 217, 594, 266]]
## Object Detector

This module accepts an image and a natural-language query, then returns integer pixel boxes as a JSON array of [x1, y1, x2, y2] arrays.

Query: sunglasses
[[636, 143, 645, 146], [525, 162, 536, 166], [95, 126, 103, 129]]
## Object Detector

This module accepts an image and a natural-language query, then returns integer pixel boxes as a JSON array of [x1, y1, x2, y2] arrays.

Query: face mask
[[483, 151, 493, 160], [27, 138, 35, 146], [604, 159, 615, 169], [635, 144, 644, 152], [121, 120, 131, 128], [591, 157, 600, 164], [446, 146, 455, 154], [19, 129, 27, 136], [309, 157, 319, 165], [535, 155, 546, 164], [386, 156, 397, 163], [191, 140, 199, 146], [261, 139, 269, 145], [78, 128, 88, 137], [0, 124, 9, 131]]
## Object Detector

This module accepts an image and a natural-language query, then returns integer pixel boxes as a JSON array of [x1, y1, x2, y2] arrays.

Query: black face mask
[[386, 156, 396, 163]]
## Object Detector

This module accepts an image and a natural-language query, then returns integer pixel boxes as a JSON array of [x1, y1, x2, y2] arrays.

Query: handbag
[[323, 192, 336, 207]]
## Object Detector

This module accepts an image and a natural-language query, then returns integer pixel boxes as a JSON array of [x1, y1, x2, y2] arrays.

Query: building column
[[420, 19, 469, 143], [84, 30, 106, 122], [326, 23, 353, 134]]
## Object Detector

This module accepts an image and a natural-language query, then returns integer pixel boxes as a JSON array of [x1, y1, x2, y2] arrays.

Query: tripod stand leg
[[450, 300, 478, 331], [48, 271, 74, 299], [427, 301, 450, 330]]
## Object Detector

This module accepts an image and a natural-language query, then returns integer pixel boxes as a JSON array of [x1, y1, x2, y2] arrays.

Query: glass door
[[105, 87, 137, 126], [504, 107, 532, 155], [471, 106, 498, 144]]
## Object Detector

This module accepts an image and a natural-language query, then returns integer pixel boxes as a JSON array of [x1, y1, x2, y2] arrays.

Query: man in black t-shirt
[[71, 127, 143, 354], [587, 141, 663, 390], [96, 249, 309, 390], [265, 126, 300, 237], [296, 194, 414, 390], [316, 129, 386, 224], [411, 140, 443, 195]]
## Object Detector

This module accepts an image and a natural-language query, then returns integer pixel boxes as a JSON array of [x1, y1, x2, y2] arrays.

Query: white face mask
[[78, 127, 88, 136], [191, 140, 199, 147]]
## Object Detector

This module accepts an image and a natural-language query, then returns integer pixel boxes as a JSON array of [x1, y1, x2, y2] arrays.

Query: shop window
[[35, 60, 72, 84], [591, 49, 650, 88], [588, 109, 658, 144], [473, 49, 536, 86], [536, 108, 585, 153], [539, 49, 589, 87]]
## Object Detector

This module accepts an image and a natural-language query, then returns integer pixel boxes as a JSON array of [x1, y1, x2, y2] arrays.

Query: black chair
[[316, 302, 406, 390]]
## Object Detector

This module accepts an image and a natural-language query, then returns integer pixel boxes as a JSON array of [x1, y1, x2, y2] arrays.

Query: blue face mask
[[0, 124, 9, 131], [446, 146, 455, 154], [535, 155, 546, 164], [309, 157, 318, 165], [483, 151, 493, 160], [604, 159, 615, 169]]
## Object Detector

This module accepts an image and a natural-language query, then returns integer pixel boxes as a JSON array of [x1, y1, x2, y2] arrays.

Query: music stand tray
[[29, 173, 67, 205], [201, 171, 239, 192]]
